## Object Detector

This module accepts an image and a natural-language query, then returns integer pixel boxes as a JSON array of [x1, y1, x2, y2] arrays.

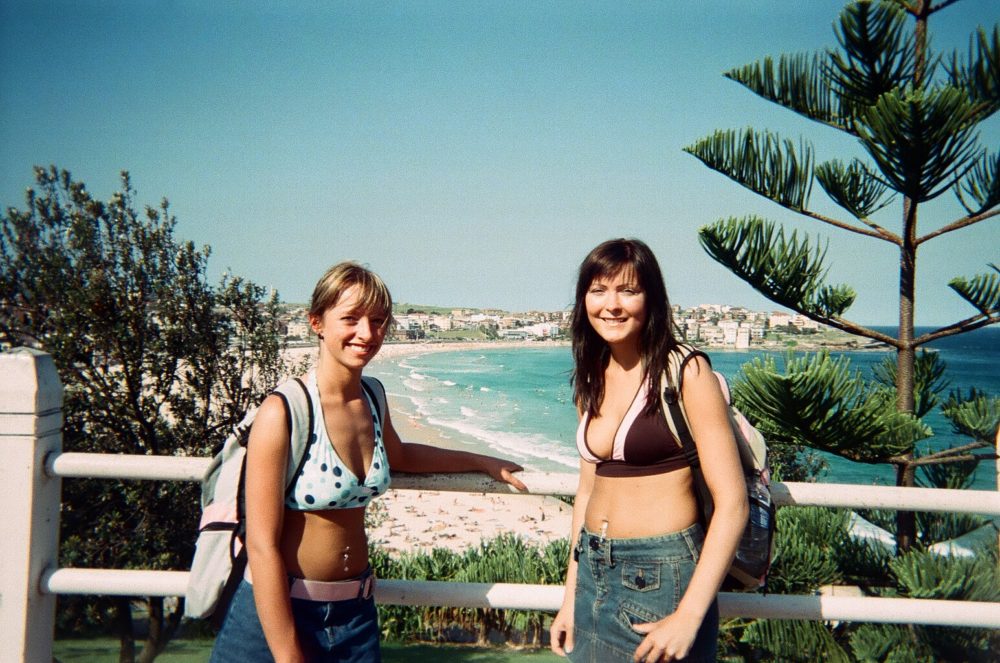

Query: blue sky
[[1, 1, 996, 325]]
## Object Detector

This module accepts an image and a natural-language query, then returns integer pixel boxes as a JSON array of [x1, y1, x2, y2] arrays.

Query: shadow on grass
[[54, 639, 562, 662]]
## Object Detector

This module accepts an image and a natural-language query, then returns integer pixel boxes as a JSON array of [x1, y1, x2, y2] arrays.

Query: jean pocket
[[621, 562, 660, 592], [618, 600, 662, 638]]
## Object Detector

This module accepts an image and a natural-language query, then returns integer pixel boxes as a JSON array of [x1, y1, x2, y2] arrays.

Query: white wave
[[409, 372, 427, 380], [424, 415, 578, 471], [459, 406, 477, 418], [402, 379, 425, 392], [479, 386, 491, 392], [442, 380, 456, 387]]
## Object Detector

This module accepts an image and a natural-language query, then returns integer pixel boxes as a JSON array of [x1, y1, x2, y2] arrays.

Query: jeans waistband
[[244, 566, 375, 602], [577, 521, 704, 565]]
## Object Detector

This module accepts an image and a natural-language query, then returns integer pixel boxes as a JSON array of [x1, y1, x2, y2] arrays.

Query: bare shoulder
[[681, 354, 715, 388], [680, 354, 727, 417], [248, 393, 291, 452]]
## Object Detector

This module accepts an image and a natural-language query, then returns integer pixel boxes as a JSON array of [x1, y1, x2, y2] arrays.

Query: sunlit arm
[[244, 395, 306, 663], [677, 358, 748, 613], [549, 456, 595, 657], [380, 407, 527, 491]]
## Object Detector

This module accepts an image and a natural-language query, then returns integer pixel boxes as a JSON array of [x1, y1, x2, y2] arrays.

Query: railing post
[[0, 348, 63, 663]]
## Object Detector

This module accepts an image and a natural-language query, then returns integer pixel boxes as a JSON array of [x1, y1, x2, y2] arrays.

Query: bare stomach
[[280, 507, 371, 581], [585, 469, 700, 538]]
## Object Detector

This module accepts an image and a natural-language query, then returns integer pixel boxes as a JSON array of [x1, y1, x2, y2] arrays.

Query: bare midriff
[[585, 467, 699, 538], [279, 507, 371, 580]]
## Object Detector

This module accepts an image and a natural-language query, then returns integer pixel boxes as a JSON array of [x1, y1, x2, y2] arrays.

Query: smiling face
[[584, 266, 647, 349], [310, 285, 389, 371]]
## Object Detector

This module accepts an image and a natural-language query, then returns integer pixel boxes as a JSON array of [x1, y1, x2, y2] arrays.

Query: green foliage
[[852, 618, 1000, 662], [686, 0, 999, 657], [0, 167, 289, 660], [941, 386, 1000, 443], [743, 619, 851, 662], [865, 547, 1000, 661], [815, 158, 895, 218], [766, 507, 845, 594], [855, 85, 984, 202], [734, 353, 927, 463], [731, 359, 827, 482], [699, 217, 856, 318], [683, 129, 814, 211], [872, 350, 949, 419], [684, 0, 999, 361], [956, 150, 1000, 216], [724, 53, 848, 130], [917, 457, 979, 490], [826, 0, 914, 112], [371, 536, 568, 647], [944, 25, 1000, 122], [891, 547, 999, 601], [915, 511, 989, 548], [948, 264, 1000, 320], [849, 623, 937, 662]]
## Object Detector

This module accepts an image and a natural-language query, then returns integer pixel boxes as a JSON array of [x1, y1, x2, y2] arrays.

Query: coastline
[[282, 341, 574, 555]]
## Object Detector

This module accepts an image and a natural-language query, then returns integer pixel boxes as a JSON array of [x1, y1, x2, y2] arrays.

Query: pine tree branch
[[913, 440, 992, 463], [801, 208, 901, 243], [928, 0, 963, 14], [814, 315, 902, 347], [916, 208, 999, 244], [914, 314, 1000, 346], [909, 452, 995, 466]]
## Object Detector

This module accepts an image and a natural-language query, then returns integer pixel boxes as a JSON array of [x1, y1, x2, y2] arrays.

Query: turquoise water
[[367, 327, 998, 489]]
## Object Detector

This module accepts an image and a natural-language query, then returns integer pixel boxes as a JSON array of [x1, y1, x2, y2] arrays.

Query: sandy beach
[[283, 340, 575, 556]]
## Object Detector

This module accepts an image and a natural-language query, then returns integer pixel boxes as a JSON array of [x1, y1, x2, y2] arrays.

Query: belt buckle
[[358, 575, 374, 599]]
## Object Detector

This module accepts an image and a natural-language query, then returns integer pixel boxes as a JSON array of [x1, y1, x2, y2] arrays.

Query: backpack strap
[[273, 375, 316, 496], [661, 344, 710, 469], [361, 375, 388, 427]]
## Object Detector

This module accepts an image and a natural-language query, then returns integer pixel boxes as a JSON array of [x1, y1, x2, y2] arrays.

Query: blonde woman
[[211, 262, 525, 663]]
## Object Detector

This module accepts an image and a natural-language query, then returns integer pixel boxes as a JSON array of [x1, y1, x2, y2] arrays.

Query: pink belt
[[244, 567, 375, 602]]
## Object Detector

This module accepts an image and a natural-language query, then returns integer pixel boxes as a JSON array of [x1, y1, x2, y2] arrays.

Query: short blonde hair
[[309, 262, 393, 330]]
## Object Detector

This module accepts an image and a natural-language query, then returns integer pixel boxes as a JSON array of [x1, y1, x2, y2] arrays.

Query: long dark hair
[[571, 238, 681, 417]]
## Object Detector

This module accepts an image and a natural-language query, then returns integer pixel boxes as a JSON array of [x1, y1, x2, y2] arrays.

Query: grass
[[53, 638, 563, 662]]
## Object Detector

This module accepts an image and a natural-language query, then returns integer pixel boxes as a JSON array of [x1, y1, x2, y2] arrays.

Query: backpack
[[660, 344, 775, 592], [185, 372, 387, 626]]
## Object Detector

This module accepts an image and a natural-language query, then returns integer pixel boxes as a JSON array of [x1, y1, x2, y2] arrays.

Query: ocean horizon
[[367, 326, 998, 491]]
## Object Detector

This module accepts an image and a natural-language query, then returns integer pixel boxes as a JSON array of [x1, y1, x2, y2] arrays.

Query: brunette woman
[[211, 262, 525, 663], [549, 239, 747, 662]]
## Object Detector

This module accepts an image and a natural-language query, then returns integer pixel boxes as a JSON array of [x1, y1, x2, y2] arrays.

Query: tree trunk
[[895, 196, 919, 552], [897, 197, 918, 414], [138, 598, 163, 663], [113, 597, 136, 663], [138, 597, 184, 663], [895, 461, 918, 552]]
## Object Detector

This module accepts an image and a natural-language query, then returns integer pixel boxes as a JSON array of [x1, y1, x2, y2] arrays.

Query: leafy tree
[[0, 166, 289, 662], [684, 0, 998, 550]]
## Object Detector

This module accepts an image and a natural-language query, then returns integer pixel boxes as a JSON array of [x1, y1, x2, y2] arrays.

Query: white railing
[[2, 348, 999, 662]]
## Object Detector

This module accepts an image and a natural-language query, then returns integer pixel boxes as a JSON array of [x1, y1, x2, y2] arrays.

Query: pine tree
[[685, 0, 998, 551]]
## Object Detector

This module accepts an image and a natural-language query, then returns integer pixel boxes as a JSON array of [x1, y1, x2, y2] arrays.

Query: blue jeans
[[570, 522, 719, 662], [209, 576, 381, 663]]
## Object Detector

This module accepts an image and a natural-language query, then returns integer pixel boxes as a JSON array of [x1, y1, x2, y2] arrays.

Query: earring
[[317, 333, 325, 340]]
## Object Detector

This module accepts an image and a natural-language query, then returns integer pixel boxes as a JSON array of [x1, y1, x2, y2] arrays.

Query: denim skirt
[[209, 572, 381, 663], [569, 522, 718, 662]]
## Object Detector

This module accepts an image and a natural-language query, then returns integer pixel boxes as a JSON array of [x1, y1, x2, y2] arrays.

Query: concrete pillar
[[0, 348, 63, 662]]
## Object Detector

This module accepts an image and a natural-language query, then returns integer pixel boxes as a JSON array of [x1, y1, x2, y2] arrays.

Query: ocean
[[367, 326, 998, 490]]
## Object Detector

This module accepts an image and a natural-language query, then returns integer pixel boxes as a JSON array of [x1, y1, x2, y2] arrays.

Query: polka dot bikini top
[[284, 372, 392, 511]]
